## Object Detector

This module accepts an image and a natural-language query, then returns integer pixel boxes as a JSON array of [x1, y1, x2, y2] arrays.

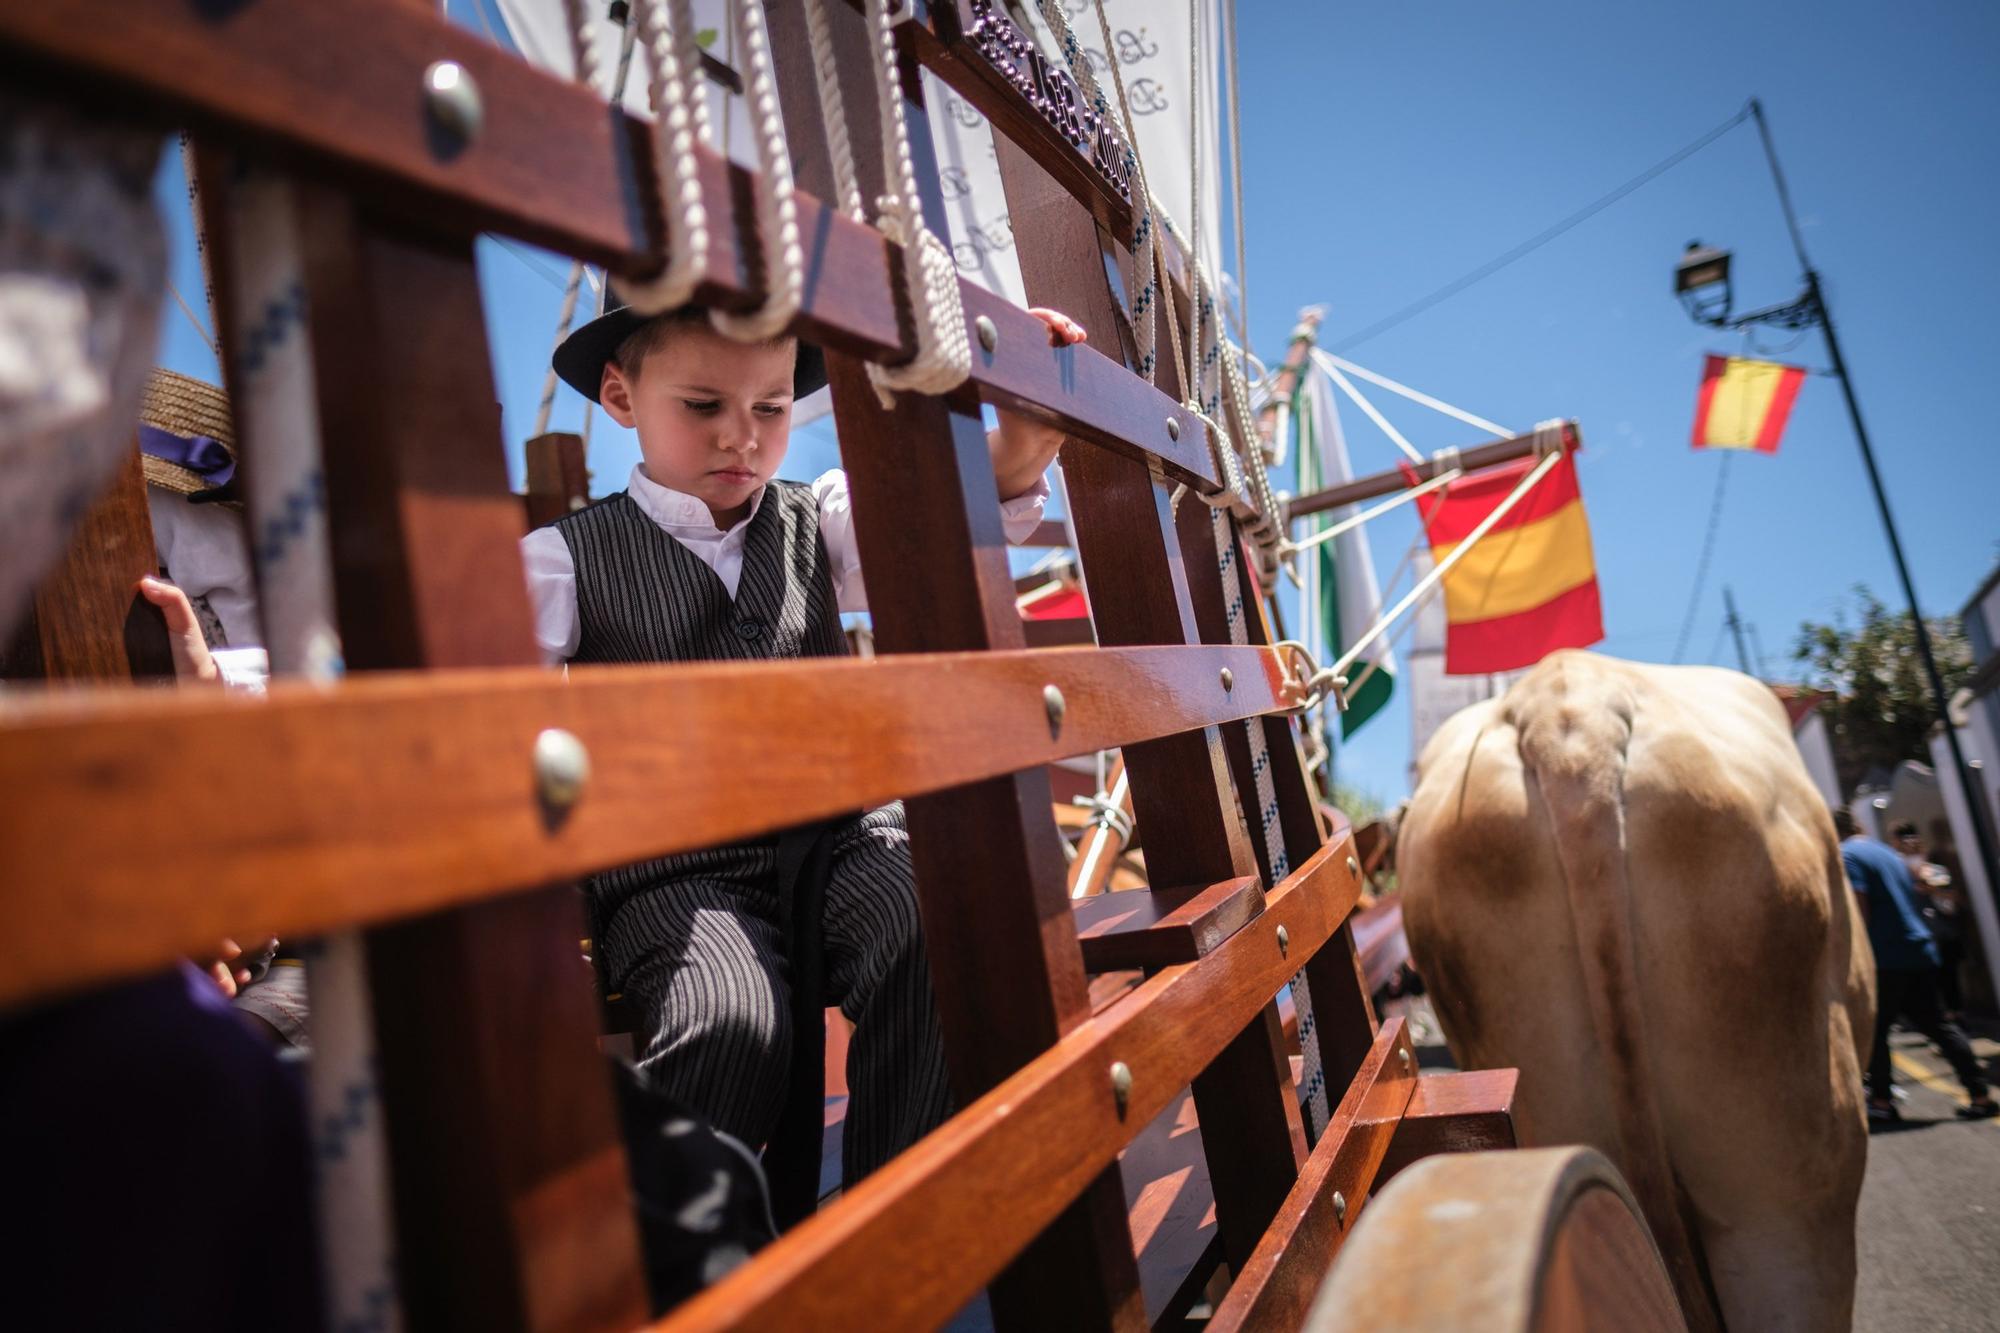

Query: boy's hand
[[989, 307, 1089, 500], [137, 575, 220, 685]]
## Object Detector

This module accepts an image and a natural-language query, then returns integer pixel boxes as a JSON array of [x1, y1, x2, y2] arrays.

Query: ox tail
[[1515, 663, 1722, 1331]]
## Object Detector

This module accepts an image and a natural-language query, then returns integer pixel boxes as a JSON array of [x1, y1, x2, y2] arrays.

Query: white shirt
[[520, 463, 1051, 663]]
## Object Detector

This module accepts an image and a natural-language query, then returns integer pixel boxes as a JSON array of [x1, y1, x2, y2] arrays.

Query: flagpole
[[1748, 98, 2000, 910]]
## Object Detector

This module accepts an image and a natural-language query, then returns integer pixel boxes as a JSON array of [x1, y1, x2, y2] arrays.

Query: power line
[[1332, 103, 1755, 353], [1671, 450, 1735, 663]]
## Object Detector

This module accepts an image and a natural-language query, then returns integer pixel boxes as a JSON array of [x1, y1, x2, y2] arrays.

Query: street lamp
[[1671, 97, 2000, 918], [1673, 241, 1732, 325]]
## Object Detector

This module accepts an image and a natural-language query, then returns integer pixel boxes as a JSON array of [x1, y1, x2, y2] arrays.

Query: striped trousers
[[609, 802, 954, 1185]]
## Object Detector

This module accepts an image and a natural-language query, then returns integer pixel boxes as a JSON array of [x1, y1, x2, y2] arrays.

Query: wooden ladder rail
[[0, 2, 1528, 1327]]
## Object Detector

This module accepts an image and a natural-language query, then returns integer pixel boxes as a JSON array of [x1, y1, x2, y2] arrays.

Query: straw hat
[[139, 368, 238, 501]]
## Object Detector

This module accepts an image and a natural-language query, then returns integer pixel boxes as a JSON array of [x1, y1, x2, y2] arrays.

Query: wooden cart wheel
[[1304, 1147, 1686, 1333]]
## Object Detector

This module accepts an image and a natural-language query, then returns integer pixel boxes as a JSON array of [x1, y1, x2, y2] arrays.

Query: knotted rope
[[807, 0, 970, 408], [617, 0, 712, 315], [707, 0, 805, 340]]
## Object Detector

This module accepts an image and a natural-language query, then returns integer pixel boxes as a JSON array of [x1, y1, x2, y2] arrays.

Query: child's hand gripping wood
[[987, 307, 1088, 501]]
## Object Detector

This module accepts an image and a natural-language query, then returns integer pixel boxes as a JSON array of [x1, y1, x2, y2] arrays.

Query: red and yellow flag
[[1420, 450, 1604, 674], [1692, 355, 1805, 453]]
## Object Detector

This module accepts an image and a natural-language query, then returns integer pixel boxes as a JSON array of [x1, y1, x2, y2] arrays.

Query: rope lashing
[[807, 0, 970, 408], [707, 0, 805, 341], [560, 0, 604, 93], [1272, 639, 1349, 717], [617, 0, 712, 315], [1072, 791, 1135, 843]]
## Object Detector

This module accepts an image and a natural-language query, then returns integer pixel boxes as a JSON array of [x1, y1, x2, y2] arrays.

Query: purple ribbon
[[139, 424, 235, 488]]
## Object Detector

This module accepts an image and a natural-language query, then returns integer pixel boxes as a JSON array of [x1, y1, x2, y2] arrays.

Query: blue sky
[[150, 0, 2000, 806]]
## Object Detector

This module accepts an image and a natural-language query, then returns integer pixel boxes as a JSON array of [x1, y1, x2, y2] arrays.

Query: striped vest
[[555, 481, 846, 667], [553, 481, 847, 984]]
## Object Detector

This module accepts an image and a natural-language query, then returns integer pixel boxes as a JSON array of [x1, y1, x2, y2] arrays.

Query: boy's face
[[599, 322, 796, 527]]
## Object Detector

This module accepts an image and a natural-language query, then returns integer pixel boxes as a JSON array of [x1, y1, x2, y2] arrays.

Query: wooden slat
[[522, 432, 589, 529], [0, 0, 1215, 493], [3, 446, 171, 681], [1120, 1090, 1220, 1325], [900, 0, 1135, 239], [1375, 1069, 1521, 1186], [1020, 519, 1073, 548], [1351, 897, 1411, 994], [1204, 1018, 1419, 1333], [1073, 877, 1263, 973], [273, 182, 645, 1330], [773, 8, 1145, 1325], [994, 128, 1311, 1279], [654, 836, 1365, 1332], [0, 642, 1301, 1011], [1022, 615, 1095, 648]]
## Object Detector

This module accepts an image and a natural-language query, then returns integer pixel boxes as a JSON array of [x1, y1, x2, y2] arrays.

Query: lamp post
[[1672, 98, 2000, 907]]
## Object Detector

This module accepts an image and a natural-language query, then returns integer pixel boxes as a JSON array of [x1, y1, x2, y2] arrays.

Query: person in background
[[1894, 819, 1969, 1020], [1837, 807, 1995, 1122]]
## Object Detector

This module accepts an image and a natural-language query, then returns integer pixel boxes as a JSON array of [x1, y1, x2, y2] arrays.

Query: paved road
[[1855, 1028, 2000, 1333]]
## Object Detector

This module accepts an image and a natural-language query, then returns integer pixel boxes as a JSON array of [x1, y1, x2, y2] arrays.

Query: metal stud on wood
[[533, 727, 590, 816], [422, 60, 483, 149], [1109, 1060, 1133, 1118], [1043, 683, 1066, 737], [975, 314, 998, 352]]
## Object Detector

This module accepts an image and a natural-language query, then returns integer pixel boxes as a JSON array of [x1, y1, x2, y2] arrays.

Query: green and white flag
[[1296, 364, 1396, 735]]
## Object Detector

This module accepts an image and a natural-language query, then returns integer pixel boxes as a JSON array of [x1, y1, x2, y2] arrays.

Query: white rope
[[219, 168, 399, 1333], [1317, 357, 1425, 466], [707, 0, 804, 341], [617, 0, 711, 314], [1314, 349, 1515, 441], [1284, 467, 1463, 557], [1221, 0, 1250, 358], [811, 0, 969, 407], [804, 0, 865, 221], [560, 0, 603, 93]]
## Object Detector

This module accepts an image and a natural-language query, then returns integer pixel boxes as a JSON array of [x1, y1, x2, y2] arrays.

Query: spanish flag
[[1420, 450, 1604, 674], [1692, 355, 1805, 453]]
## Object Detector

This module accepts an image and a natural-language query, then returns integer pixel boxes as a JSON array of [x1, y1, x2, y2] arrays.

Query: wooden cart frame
[[0, 2, 1565, 1328]]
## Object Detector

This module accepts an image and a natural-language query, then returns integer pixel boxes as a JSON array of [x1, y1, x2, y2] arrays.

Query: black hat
[[552, 295, 827, 404]]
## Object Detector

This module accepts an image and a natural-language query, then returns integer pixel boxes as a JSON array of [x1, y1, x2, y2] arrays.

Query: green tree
[[1792, 586, 1973, 797]]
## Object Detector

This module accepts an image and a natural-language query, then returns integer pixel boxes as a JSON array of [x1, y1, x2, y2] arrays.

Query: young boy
[[522, 299, 1085, 1184]]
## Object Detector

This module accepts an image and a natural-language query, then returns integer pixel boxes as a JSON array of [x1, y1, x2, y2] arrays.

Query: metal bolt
[[1219, 666, 1234, 691], [1109, 1060, 1133, 1118], [423, 60, 484, 149], [1276, 923, 1290, 957], [975, 315, 998, 353], [1398, 1048, 1412, 1074], [1166, 416, 1181, 441], [1043, 684, 1066, 737], [1332, 1190, 1348, 1224], [1347, 856, 1361, 878], [533, 727, 590, 815]]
